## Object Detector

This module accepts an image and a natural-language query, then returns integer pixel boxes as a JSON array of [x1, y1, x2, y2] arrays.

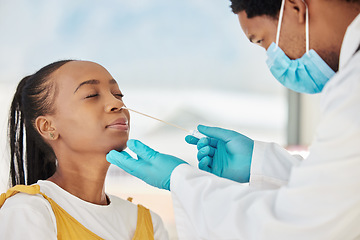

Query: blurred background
[[0, 0, 319, 238]]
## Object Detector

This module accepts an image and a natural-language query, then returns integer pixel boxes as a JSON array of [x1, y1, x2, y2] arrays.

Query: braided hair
[[8, 60, 73, 187]]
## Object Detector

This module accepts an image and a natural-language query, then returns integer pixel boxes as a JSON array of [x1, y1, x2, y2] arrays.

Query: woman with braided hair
[[0, 60, 168, 240]]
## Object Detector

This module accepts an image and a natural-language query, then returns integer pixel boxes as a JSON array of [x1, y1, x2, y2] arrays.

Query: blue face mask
[[266, 0, 335, 94]]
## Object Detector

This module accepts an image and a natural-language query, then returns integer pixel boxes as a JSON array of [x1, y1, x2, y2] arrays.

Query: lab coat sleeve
[[249, 141, 303, 190], [170, 52, 360, 239]]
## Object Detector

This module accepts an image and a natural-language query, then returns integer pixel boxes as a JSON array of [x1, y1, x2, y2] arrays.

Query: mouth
[[106, 118, 129, 131]]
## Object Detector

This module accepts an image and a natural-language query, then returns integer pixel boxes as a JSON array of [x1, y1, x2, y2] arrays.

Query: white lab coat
[[170, 14, 360, 240]]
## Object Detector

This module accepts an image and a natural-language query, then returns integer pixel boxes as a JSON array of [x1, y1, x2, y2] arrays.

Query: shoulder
[[107, 194, 161, 218], [313, 53, 360, 155], [108, 194, 168, 236], [0, 189, 57, 238], [108, 194, 162, 220], [106, 194, 139, 225], [148, 208, 166, 229], [107, 194, 138, 210], [1, 189, 53, 213]]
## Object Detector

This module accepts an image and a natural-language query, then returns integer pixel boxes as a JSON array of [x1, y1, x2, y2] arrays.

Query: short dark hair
[[229, 0, 282, 18], [229, 0, 360, 18]]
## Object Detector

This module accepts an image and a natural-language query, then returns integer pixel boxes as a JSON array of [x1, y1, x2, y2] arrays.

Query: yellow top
[[0, 185, 154, 240]]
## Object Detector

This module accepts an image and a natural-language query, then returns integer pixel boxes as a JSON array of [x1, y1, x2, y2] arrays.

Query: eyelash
[[256, 39, 263, 45], [85, 93, 99, 98], [114, 93, 124, 98], [85, 93, 124, 99]]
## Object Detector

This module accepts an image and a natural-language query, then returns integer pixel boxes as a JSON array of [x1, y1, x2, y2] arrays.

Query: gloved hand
[[185, 125, 254, 183], [106, 139, 187, 191]]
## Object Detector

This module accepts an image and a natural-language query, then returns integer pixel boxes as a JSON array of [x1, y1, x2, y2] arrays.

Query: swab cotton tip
[[189, 130, 206, 139]]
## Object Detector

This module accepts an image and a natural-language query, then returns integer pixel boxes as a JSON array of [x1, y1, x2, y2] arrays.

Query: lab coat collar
[[339, 14, 360, 70]]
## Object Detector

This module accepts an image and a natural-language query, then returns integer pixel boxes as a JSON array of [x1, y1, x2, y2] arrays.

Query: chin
[[107, 142, 127, 153]]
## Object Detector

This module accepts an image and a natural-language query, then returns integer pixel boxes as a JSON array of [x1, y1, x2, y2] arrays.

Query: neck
[[310, 2, 360, 71], [48, 152, 110, 205], [325, 2, 359, 36]]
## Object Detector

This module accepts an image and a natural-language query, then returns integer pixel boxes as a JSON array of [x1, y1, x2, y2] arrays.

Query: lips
[[106, 118, 129, 131]]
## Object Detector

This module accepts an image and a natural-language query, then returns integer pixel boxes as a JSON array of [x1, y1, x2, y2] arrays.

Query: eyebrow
[[74, 79, 117, 93]]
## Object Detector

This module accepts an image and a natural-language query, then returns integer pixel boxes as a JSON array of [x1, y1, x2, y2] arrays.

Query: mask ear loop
[[303, 0, 310, 55], [275, 0, 286, 50], [276, 0, 309, 55]]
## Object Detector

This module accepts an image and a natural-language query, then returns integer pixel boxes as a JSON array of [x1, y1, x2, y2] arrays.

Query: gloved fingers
[[208, 138, 218, 148], [197, 125, 240, 142], [185, 135, 199, 145], [197, 137, 209, 150], [198, 156, 212, 173], [106, 150, 141, 174], [211, 143, 226, 176], [197, 137, 218, 150], [126, 139, 158, 160], [197, 146, 215, 160]]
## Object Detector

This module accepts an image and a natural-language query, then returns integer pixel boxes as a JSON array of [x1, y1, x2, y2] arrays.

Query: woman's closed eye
[[85, 93, 99, 99], [84, 92, 124, 100], [113, 93, 124, 100]]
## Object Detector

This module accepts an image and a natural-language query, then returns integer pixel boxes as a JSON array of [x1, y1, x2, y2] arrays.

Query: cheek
[[279, 34, 306, 59], [55, 104, 131, 153], [56, 108, 100, 144], [279, 23, 307, 59], [58, 111, 91, 131], [263, 23, 277, 49]]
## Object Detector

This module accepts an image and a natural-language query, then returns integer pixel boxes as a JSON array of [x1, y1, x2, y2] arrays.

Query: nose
[[104, 96, 125, 113]]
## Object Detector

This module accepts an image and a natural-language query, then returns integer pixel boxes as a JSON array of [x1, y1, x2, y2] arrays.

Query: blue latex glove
[[106, 139, 187, 191], [185, 125, 254, 183]]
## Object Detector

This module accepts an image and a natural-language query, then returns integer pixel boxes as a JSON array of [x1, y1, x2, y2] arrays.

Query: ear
[[287, 0, 307, 24], [35, 116, 58, 141]]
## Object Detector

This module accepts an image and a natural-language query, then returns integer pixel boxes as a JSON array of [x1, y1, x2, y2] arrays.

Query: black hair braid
[[9, 76, 29, 186], [8, 59, 73, 187]]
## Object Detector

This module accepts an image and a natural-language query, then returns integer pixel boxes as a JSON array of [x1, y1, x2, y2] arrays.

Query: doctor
[[107, 0, 360, 239]]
